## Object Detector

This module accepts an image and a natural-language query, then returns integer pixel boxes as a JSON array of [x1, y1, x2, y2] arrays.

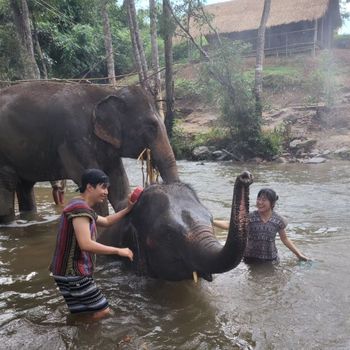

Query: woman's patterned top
[[243, 210, 287, 261]]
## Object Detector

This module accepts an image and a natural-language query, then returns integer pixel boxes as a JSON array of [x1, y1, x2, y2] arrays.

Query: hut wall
[[207, 21, 317, 55]]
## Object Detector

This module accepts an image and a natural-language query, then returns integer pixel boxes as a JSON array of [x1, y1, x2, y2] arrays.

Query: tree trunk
[[149, 0, 162, 113], [10, 0, 40, 79], [126, 0, 144, 84], [101, 0, 116, 86], [254, 0, 271, 117], [126, 0, 149, 89], [163, 0, 175, 137], [186, 1, 192, 61], [32, 14, 48, 79]]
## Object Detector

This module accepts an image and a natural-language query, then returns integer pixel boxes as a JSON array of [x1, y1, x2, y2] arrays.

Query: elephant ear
[[93, 95, 126, 148]]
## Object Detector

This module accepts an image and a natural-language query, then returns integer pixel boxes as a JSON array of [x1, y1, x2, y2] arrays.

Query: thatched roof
[[189, 0, 340, 36]]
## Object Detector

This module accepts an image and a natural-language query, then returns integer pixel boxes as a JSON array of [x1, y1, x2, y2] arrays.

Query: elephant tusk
[[193, 271, 198, 283]]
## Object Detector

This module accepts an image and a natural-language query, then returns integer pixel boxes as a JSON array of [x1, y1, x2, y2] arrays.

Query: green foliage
[[0, 1, 21, 80], [173, 41, 189, 63], [262, 66, 301, 92], [259, 127, 283, 159], [192, 127, 230, 148], [199, 40, 269, 158], [0, 0, 134, 80], [174, 77, 201, 99], [171, 122, 231, 160], [170, 120, 194, 159], [0, 24, 22, 80], [173, 40, 201, 63], [53, 24, 102, 77]]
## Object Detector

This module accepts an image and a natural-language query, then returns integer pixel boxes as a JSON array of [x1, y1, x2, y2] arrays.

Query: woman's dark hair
[[257, 188, 279, 209]]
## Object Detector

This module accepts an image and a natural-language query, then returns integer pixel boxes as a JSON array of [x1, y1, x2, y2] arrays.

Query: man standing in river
[[50, 169, 134, 320]]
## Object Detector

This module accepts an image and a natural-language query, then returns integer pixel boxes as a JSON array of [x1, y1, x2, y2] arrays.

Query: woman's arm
[[213, 220, 230, 230], [279, 228, 309, 261], [73, 217, 133, 260]]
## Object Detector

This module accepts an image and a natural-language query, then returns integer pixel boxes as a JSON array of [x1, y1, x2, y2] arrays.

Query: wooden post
[[328, 12, 333, 48], [313, 19, 318, 57]]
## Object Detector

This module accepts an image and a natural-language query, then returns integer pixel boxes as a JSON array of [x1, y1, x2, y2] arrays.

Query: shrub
[[170, 120, 194, 159], [192, 127, 230, 148], [174, 78, 201, 99], [259, 128, 283, 159]]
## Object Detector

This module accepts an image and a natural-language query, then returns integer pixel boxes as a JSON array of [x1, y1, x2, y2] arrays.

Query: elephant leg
[[57, 143, 89, 184], [0, 166, 17, 223], [0, 187, 16, 223], [16, 179, 36, 213]]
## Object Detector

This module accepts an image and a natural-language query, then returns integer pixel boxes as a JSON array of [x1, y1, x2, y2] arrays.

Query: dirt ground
[[175, 49, 350, 153]]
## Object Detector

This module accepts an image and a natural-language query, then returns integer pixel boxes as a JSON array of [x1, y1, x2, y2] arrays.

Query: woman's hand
[[298, 253, 310, 261]]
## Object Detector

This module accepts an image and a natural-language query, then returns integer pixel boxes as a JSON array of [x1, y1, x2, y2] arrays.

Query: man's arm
[[73, 216, 133, 260], [96, 195, 135, 227]]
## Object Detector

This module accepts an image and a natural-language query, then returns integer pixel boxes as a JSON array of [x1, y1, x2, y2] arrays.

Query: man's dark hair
[[78, 169, 110, 193]]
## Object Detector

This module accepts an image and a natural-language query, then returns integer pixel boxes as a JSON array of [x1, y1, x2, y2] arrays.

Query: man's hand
[[126, 194, 136, 211], [117, 247, 133, 261]]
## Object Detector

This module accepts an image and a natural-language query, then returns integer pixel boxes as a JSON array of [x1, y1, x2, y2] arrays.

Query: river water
[[0, 160, 349, 349]]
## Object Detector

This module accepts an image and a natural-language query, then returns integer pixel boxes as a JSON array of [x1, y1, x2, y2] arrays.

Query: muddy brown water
[[0, 160, 349, 349]]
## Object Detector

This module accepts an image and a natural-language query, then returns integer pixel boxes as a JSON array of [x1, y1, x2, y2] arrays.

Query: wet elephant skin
[[0, 82, 179, 222]]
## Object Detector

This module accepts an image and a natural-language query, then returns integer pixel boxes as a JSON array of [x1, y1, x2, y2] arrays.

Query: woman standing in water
[[214, 188, 309, 263]]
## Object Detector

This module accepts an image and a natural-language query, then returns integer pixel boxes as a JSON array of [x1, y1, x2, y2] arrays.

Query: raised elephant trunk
[[98, 171, 252, 282], [190, 171, 253, 276]]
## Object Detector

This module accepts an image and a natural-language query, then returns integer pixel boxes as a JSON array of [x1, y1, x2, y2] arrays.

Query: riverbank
[[173, 49, 350, 163]]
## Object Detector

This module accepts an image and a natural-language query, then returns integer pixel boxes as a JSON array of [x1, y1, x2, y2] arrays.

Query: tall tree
[[125, 0, 149, 89], [101, 0, 116, 85], [163, 0, 175, 137], [254, 0, 271, 116], [32, 13, 48, 79], [10, 0, 40, 79], [149, 0, 162, 109]]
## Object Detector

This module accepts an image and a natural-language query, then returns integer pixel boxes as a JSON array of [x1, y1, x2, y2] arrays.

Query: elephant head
[[93, 85, 179, 184], [98, 171, 253, 281]]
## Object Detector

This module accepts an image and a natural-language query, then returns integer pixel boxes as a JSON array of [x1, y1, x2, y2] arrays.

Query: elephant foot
[[0, 213, 16, 225], [19, 210, 38, 222]]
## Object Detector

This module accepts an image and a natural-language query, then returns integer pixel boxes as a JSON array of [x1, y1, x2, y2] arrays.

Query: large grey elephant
[[98, 171, 253, 281], [0, 82, 179, 223]]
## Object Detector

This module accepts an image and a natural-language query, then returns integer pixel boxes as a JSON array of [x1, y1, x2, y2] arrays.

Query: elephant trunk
[[190, 172, 253, 275], [150, 124, 179, 184]]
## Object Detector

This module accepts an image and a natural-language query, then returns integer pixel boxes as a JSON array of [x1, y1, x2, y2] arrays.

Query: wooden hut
[[188, 0, 342, 55]]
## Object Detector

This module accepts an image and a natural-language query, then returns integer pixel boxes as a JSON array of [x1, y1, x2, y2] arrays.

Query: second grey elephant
[[0, 82, 179, 223]]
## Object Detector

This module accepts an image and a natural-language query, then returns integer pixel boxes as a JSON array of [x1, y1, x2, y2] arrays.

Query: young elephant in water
[[98, 171, 253, 281]]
